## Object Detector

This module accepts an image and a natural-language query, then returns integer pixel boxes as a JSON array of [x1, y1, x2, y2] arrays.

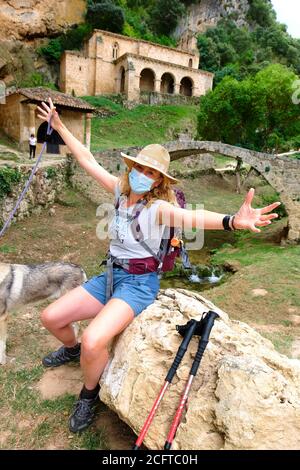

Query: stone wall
[[66, 155, 119, 206], [0, 160, 67, 226], [0, 94, 21, 142], [140, 91, 201, 106]]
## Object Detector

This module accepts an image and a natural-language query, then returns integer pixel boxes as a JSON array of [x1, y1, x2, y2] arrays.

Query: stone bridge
[[164, 140, 300, 244]]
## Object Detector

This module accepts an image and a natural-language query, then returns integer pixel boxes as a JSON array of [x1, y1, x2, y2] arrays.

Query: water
[[160, 254, 228, 293]]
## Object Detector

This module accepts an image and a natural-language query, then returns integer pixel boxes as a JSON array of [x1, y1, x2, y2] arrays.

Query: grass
[[261, 332, 294, 356], [82, 96, 198, 151], [0, 131, 19, 151], [206, 220, 300, 352], [0, 362, 108, 449]]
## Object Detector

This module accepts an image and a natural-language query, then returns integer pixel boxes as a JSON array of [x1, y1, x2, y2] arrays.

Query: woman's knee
[[81, 330, 108, 360], [41, 304, 64, 330]]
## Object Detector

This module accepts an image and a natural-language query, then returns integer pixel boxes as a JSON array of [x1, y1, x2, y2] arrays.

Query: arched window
[[139, 68, 155, 92], [180, 77, 193, 97], [188, 58, 193, 68], [160, 73, 175, 94], [112, 42, 119, 60]]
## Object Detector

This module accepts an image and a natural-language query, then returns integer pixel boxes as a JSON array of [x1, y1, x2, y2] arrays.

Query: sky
[[271, 0, 299, 38]]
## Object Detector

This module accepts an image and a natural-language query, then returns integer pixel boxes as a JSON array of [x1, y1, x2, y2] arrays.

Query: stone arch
[[37, 121, 65, 154], [160, 72, 175, 94], [139, 68, 155, 92], [164, 140, 300, 244], [180, 77, 193, 96]]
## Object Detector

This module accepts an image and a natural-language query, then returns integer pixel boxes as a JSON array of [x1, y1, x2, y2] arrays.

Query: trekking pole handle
[[165, 319, 198, 383], [190, 311, 219, 377]]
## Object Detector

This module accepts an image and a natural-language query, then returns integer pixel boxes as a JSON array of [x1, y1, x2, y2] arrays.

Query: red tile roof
[[16, 87, 96, 112]]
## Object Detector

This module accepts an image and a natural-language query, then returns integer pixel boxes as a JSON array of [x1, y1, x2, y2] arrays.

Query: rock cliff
[[174, 0, 250, 40], [0, 0, 86, 87], [0, 0, 86, 40]]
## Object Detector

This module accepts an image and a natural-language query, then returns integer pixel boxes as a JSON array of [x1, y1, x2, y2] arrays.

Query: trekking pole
[[164, 310, 219, 450], [133, 318, 200, 450]]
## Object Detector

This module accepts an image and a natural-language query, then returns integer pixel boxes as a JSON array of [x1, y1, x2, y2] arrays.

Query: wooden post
[[85, 113, 93, 151]]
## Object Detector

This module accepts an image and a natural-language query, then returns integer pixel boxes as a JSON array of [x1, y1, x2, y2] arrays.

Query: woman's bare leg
[[80, 298, 135, 389], [41, 286, 104, 347]]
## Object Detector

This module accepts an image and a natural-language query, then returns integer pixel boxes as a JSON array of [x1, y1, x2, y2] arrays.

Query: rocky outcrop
[[174, 0, 250, 40], [100, 288, 300, 450], [0, 0, 86, 41], [0, 0, 86, 87]]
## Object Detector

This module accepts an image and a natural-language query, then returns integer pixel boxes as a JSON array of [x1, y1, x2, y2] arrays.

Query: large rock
[[100, 288, 300, 450], [0, 0, 86, 40]]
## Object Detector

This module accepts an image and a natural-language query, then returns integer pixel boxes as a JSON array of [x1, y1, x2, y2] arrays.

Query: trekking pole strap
[[190, 311, 219, 376], [165, 319, 198, 383]]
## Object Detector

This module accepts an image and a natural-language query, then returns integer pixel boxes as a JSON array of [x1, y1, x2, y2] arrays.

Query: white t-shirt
[[29, 137, 37, 146], [108, 191, 167, 259]]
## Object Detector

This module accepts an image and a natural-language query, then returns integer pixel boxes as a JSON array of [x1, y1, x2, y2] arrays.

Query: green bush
[[86, 1, 125, 33], [45, 167, 57, 179], [259, 192, 287, 219], [19, 72, 57, 90], [0, 167, 22, 199], [197, 64, 300, 153], [247, 0, 275, 27], [38, 24, 92, 64], [149, 0, 185, 36]]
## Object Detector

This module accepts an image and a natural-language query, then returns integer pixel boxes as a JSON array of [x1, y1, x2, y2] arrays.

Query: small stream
[[160, 230, 235, 293]]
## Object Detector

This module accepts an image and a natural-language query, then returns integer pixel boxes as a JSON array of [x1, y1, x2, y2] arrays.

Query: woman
[[37, 99, 280, 433]]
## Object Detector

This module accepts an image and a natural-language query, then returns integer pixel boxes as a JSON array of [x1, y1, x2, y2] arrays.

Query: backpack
[[113, 186, 192, 274]]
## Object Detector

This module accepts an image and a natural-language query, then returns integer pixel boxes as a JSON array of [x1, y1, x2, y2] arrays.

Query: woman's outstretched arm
[[37, 98, 118, 194], [157, 188, 281, 233]]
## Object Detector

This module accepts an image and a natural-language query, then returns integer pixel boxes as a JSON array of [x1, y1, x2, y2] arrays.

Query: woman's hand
[[36, 97, 62, 131], [233, 188, 281, 233]]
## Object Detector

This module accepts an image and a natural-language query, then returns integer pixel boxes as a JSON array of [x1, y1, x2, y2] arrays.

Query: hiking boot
[[69, 395, 100, 433], [42, 344, 81, 368]]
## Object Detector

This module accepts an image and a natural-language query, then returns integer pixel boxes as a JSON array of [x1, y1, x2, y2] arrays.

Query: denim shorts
[[82, 267, 160, 317]]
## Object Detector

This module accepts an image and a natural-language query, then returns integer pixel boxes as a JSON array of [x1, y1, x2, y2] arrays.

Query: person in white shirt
[[36, 98, 281, 434], [29, 134, 37, 159]]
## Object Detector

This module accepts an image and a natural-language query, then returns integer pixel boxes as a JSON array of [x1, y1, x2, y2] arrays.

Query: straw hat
[[121, 144, 178, 184]]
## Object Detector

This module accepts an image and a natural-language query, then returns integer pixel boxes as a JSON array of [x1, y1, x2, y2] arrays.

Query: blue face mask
[[128, 167, 155, 194]]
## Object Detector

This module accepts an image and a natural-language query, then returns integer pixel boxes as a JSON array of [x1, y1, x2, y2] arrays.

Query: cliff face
[[0, 0, 86, 40], [0, 0, 86, 88], [174, 0, 250, 39]]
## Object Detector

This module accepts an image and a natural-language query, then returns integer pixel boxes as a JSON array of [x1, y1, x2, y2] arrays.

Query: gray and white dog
[[0, 261, 87, 364]]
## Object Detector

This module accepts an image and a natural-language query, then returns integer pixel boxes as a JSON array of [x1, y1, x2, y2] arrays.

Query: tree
[[247, 0, 275, 28], [149, 0, 185, 36], [197, 64, 300, 152], [86, 0, 125, 33]]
